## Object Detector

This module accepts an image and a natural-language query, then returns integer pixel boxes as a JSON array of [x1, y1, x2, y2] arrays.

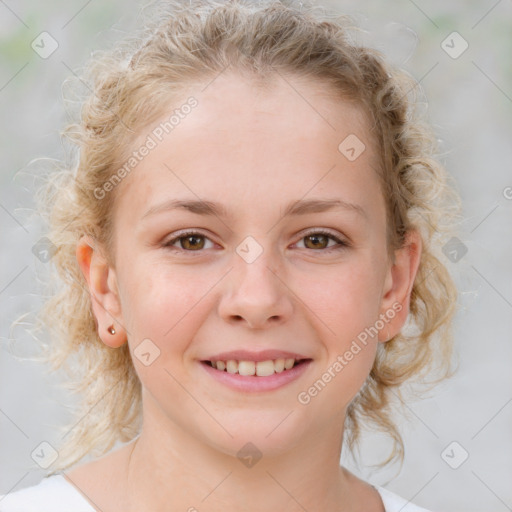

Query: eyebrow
[[142, 198, 367, 220]]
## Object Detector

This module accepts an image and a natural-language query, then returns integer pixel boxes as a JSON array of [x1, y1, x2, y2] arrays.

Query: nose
[[217, 248, 294, 330]]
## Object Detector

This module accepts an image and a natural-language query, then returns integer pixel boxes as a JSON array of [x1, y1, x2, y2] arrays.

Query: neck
[[118, 394, 380, 512]]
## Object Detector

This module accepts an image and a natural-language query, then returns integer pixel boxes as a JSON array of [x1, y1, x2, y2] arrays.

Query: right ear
[[75, 235, 127, 348]]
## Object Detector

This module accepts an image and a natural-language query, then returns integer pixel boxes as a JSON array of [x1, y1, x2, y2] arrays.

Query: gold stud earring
[[107, 325, 116, 335]]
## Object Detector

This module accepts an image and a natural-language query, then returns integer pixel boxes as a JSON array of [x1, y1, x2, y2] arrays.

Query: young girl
[[1, 0, 459, 510]]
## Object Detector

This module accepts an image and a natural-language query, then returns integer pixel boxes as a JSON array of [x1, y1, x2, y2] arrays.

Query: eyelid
[[295, 228, 349, 249], [163, 229, 216, 251], [300, 227, 345, 240], [163, 228, 350, 252]]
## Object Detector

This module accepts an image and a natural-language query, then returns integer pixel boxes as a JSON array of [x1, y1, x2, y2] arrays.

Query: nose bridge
[[233, 235, 281, 298], [217, 235, 293, 328]]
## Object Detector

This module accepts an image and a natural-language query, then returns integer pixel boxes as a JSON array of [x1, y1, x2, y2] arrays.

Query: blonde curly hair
[[33, 0, 460, 474]]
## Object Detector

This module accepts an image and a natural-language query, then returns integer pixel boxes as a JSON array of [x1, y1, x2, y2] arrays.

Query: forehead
[[180, 71, 371, 148], [113, 72, 382, 224]]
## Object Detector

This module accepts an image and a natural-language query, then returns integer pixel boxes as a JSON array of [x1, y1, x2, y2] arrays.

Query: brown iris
[[303, 234, 329, 249], [180, 234, 205, 250]]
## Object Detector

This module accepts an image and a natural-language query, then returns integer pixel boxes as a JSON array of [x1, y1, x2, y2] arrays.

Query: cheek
[[298, 256, 386, 339], [294, 256, 384, 403], [121, 265, 213, 397], [119, 262, 208, 347], [298, 267, 381, 414]]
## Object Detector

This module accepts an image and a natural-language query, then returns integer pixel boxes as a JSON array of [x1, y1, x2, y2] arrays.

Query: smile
[[205, 358, 306, 376], [200, 358, 312, 392]]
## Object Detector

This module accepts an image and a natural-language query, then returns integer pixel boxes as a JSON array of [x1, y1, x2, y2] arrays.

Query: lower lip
[[199, 360, 312, 392]]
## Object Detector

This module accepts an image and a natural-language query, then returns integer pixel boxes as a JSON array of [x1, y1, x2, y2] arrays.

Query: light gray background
[[1, 1, 511, 511]]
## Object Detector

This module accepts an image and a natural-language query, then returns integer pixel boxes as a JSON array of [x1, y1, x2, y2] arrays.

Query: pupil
[[184, 235, 203, 250], [307, 234, 327, 249]]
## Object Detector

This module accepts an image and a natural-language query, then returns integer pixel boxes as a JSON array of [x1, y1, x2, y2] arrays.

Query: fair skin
[[70, 72, 421, 512]]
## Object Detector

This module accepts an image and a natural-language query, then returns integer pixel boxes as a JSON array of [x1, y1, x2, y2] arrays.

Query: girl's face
[[83, 73, 417, 458]]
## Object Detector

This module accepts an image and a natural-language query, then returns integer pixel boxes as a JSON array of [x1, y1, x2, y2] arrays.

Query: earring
[[107, 325, 116, 335]]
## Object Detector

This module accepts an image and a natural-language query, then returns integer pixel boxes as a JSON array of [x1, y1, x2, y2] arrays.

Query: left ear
[[378, 229, 422, 342]]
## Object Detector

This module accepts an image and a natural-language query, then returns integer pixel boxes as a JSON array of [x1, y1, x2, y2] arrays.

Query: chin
[[196, 408, 312, 461]]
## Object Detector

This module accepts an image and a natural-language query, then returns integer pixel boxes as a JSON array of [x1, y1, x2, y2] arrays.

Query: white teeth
[[274, 358, 285, 373], [209, 357, 303, 376], [238, 361, 256, 376], [284, 358, 295, 370], [226, 360, 238, 373], [256, 360, 275, 377]]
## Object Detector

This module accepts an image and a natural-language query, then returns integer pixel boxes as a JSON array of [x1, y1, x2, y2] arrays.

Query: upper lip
[[202, 350, 311, 363]]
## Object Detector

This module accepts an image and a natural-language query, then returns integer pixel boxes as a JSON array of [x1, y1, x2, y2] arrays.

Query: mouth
[[200, 358, 312, 377]]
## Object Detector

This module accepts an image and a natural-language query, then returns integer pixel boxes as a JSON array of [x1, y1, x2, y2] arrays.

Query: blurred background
[[0, 1, 511, 510]]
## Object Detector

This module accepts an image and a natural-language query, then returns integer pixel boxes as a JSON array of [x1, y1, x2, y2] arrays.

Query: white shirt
[[0, 475, 432, 511]]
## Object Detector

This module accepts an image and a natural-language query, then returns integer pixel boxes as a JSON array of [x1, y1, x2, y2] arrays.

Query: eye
[[164, 231, 215, 252], [295, 229, 348, 251], [163, 229, 348, 253]]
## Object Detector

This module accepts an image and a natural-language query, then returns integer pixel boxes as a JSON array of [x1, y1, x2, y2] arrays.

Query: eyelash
[[163, 229, 349, 254]]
